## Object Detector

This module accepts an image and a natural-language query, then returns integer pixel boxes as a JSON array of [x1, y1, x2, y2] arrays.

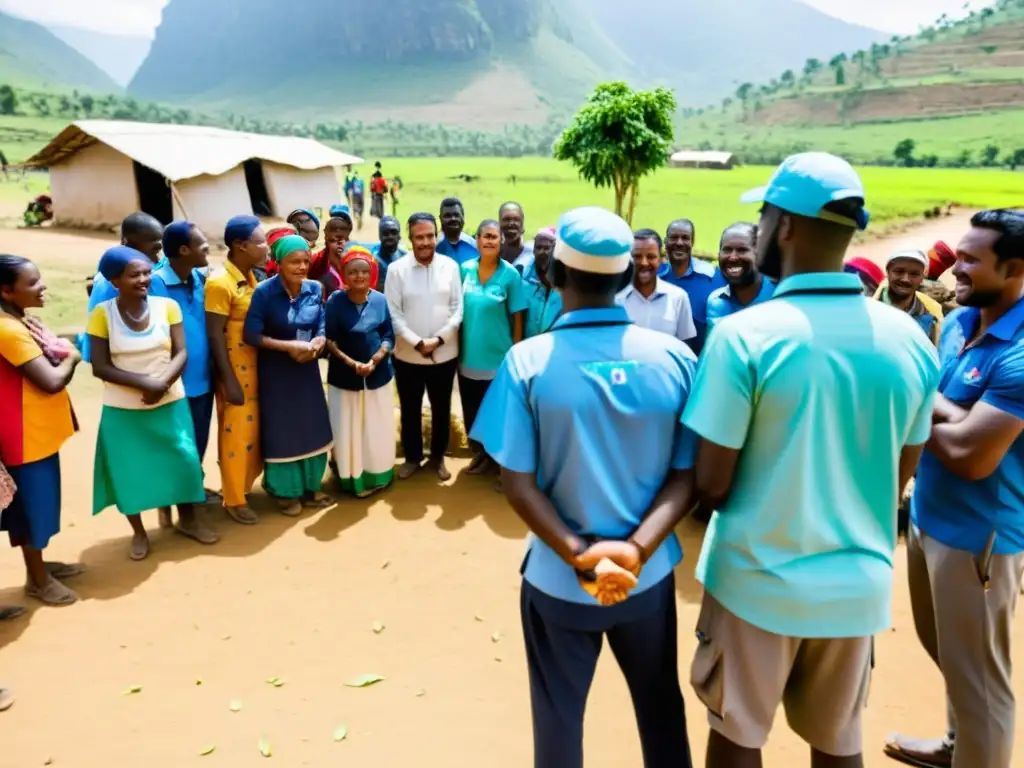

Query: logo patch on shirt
[[610, 368, 628, 386], [963, 367, 982, 384]]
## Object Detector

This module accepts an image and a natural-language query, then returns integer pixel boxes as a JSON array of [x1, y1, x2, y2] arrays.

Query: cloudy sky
[[0, 0, 987, 36]]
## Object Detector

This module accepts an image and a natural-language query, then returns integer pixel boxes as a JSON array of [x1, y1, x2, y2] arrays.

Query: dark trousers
[[457, 374, 491, 454], [393, 358, 457, 464], [520, 575, 692, 768], [188, 392, 215, 464]]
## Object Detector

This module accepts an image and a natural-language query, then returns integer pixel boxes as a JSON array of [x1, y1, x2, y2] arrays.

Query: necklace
[[120, 300, 150, 325]]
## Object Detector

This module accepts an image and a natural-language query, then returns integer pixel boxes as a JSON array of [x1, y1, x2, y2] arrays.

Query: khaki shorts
[[690, 591, 873, 757]]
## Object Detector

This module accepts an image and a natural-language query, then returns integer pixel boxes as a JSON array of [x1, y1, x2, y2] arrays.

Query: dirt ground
[[1, 215, 1021, 768]]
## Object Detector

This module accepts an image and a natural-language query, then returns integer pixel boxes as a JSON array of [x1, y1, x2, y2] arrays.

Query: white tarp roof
[[25, 120, 363, 182], [670, 150, 736, 164]]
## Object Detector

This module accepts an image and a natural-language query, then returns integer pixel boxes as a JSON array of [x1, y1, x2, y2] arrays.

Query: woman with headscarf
[[244, 235, 333, 515], [88, 246, 212, 560], [0, 255, 83, 604], [205, 216, 268, 525], [324, 247, 394, 497], [257, 224, 297, 281]]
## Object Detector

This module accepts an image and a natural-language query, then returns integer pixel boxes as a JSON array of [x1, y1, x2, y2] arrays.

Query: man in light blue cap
[[682, 153, 941, 768], [471, 206, 699, 768]]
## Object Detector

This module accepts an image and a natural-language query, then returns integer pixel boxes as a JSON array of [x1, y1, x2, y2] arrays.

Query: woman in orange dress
[[205, 216, 268, 524]]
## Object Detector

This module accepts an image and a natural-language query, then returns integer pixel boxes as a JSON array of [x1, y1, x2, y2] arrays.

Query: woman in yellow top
[[0, 255, 83, 604], [205, 216, 269, 525], [88, 246, 213, 561]]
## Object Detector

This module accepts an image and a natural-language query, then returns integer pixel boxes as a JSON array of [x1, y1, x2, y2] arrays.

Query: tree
[[553, 81, 676, 224], [0, 84, 16, 115], [835, 64, 846, 86], [893, 138, 916, 166], [803, 58, 822, 81], [80, 94, 94, 116], [982, 144, 1001, 166], [1007, 148, 1024, 171], [780, 69, 796, 87], [736, 82, 754, 103]]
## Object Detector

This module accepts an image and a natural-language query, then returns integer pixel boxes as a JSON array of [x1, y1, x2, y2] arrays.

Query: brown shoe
[[432, 460, 452, 482], [397, 462, 420, 480], [883, 734, 953, 768]]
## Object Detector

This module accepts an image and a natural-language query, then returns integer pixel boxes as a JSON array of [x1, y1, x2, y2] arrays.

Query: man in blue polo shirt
[[435, 197, 479, 265], [683, 153, 940, 768], [885, 209, 1024, 768], [705, 222, 775, 332], [658, 218, 725, 353], [472, 206, 699, 768], [149, 221, 215, 497]]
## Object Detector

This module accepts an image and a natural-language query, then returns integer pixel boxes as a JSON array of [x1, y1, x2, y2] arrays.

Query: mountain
[[0, 11, 119, 91], [130, 0, 884, 127], [676, 0, 1024, 165], [48, 25, 151, 88]]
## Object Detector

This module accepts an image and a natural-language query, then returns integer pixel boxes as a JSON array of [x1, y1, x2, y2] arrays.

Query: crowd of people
[[0, 152, 1020, 768]]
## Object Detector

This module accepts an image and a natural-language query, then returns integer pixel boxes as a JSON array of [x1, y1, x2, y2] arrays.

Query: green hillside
[[678, 0, 1024, 166], [0, 11, 119, 91]]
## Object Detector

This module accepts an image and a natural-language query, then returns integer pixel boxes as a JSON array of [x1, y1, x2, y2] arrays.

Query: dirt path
[[0, 219, 1020, 768]]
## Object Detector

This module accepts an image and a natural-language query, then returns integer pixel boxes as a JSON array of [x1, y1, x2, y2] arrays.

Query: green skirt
[[93, 399, 205, 516], [263, 453, 328, 500]]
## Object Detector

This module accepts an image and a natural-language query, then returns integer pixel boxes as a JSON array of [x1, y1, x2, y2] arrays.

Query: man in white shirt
[[616, 229, 697, 346], [384, 212, 464, 481]]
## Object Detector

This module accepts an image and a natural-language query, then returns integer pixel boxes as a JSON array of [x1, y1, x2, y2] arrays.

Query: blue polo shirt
[[435, 232, 479, 266], [522, 267, 562, 338], [705, 276, 777, 332], [82, 257, 168, 363], [459, 259, 529, 380], [149, 261, 211, 397], [683, 272, 940, 638], [471, 306, 699, 605], [370, 243, 407, 291], [912, 300, 1024, 556], [658, 257, 726, 353]]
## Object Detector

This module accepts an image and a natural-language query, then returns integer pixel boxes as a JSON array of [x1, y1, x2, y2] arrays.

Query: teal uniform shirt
[[459, 259, 528, 379]]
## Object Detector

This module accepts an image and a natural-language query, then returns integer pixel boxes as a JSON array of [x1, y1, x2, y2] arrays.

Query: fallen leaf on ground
[[195, 679, 203, 686], [494, 656, 503, 662], [266, 677, 285, 687], [415, 689, 426, 697], [474, 615, 484, 622], [123, 686, 142, 695], [258, 737, 272, 757], [345, 674, 384, 688], [381, 559, 390, 569], [221, 635, 231, 641], [333, 725, 348, 742], [372, 622, 385, 634], [229, 700, 242, 712], [491, 631, 501, 643], [199, 745, 216, 756]]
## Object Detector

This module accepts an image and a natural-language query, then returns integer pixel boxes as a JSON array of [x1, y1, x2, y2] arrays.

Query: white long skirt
[[327, 383, 396, 497]]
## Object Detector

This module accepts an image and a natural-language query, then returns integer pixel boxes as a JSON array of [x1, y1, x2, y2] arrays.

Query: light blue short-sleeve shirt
[[471, 306, 699, 605], [615, 279, 697, 343], [149, 262, 211, 397], [683, 272, 940, 638], [705, 276, 777, 333], [459, 259, 529, 379]]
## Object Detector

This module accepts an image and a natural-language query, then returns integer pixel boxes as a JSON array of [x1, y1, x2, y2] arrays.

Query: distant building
[[669, 150, 737, 170], [23, 120, 363, 237]]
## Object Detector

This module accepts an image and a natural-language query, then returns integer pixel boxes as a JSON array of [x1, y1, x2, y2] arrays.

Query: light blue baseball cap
[[554, 207, 633, 275], [740, 152, 870, 230]]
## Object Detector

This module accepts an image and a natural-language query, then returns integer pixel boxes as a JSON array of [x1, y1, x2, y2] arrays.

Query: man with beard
[[435, 197, 479, 265], [617, 229, 697, 344], [683, 153, 940, 768], [874, 249, 944, 345], [499, 201, 533, 271], [884, 209, 1024, 768], [370, 215, 407, 292], [522, 227, 562, 338], [658, 219, 725, 354], [706, 223, 775, 332]]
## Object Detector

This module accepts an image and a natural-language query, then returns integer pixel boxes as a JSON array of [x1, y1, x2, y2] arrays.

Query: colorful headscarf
[[263, 225, 298, 276], [340, 244, 379, 291], [843, 256, 885, 287], [287, 208, 320, 230], [98, 245, 149, 280], [271, 234, 310, 265], [928, 240, 956, 280], [224, 215, 261, 247]]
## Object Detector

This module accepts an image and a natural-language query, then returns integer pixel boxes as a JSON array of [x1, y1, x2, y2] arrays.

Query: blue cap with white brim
[[554, 207, 633, 275], [740, 152, 870, 230]]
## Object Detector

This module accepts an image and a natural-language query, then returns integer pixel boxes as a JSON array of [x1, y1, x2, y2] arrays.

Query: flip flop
[[45, 562, 85, 580], [277, 499, 302, 517], [175, 522, 220, 545], [25, 577, 78, 606], [225, 505, 258, 525], [0, 688, 13, 712], [304, 492, 334, 508], [0, 606, 26, 621], [129, 535, 150, 561]]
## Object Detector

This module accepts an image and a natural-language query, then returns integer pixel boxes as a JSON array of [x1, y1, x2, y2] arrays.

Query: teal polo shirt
[[683, 272, 940, 638], [471, 306, 699, 604], [912, 299, 1024, 556], [705, 276, 776, 332], [523, 276, 562, 338], [149, 262, 211, 397], [459, 259, 528, 380]]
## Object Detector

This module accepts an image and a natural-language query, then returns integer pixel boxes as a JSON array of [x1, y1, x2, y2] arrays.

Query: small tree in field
[[554, 81, 676, 225], [894, 138, 916, 167], [0, 85, 16, 115], [1007, 148, 1024, 171]]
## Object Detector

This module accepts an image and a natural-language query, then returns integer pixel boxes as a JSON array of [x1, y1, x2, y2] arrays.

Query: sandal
[[225, 505, 258, 525], [304, 492, 334, 508], [129, 534, 150, 561], [0, 605, 26, 621], [25, 576, 78, 606], [204, 489, 223, 505], [45, 562, 85, 580], [0, 688, 13, 712], [277, 499, 302, 517], [175, 521, 220, 545]]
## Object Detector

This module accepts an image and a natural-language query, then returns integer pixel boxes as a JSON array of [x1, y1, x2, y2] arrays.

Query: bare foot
[[157, 507, 173, 529], [277, 499, 302, 517], [226, 505, 258, 525], [130, 532, 150, 561]]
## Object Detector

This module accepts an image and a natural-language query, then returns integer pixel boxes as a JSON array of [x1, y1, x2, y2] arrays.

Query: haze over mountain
[[0, 11, 119, 91], [48, 25, 151, 87], [129, 0, 885, 126]]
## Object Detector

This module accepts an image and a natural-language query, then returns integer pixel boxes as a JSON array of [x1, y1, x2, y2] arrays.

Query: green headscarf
[[271, 234, 309, 265]]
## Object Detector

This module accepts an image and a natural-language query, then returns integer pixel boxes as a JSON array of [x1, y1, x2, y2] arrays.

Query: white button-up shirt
[[384, 252, 464, 365], [616, 279, 697, 342]]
